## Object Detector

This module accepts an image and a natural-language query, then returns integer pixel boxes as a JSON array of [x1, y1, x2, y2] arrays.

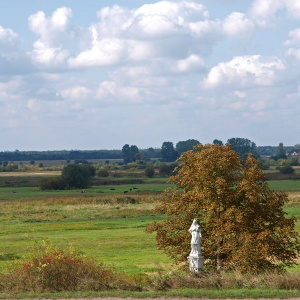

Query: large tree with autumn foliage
[[147, 144, 300, 273]]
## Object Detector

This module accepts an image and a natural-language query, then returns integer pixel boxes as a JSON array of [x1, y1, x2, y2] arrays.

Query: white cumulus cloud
[[68, 1, 218, 69], [28, 7, 72, 66], [171, 55, 205, 73], [0, 26, 19, 56], [248, 0, 283, 26], [222, 12, 254, 38], [202, 55, 285, 89]]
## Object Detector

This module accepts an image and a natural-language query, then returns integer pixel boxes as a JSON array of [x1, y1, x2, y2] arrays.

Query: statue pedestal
[[188, 255, 204, 273]]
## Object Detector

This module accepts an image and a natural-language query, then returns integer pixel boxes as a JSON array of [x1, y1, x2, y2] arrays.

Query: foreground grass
[[0, 288, 300, 299]]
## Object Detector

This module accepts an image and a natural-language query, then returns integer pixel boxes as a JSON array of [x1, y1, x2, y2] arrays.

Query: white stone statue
[[187, 219, 203, 272]]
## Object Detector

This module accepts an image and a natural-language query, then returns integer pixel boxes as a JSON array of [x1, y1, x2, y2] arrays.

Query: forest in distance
[[0, 137, 299, 163]]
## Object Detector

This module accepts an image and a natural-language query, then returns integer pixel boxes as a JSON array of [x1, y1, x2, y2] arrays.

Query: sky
[[1, 0, 300, 151]]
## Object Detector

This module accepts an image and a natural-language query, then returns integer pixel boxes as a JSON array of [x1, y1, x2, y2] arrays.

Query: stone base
[[188, 255, 204, 273]]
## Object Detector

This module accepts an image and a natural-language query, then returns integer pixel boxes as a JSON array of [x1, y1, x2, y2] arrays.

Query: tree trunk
[[217, 240, 222, 272]]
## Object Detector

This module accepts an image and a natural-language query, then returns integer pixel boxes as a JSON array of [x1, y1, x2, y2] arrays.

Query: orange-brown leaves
[[146, 144, 300, 272]]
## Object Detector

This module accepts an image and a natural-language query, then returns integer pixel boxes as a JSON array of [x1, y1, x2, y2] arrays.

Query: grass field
[[268, 180, 300, 191], [0, 193, 171, 273], [0, 190, 299, 273], [0, 170, 300, 297], [0, 183, 170, 201]]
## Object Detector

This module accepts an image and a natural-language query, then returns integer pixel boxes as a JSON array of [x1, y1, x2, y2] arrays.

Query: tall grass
[[1, 240, 300, 293]]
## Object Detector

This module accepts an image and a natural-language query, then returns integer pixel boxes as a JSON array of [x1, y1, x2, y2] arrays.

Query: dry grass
[[162, 270, 300, 290], [287, 191, 300, 203]]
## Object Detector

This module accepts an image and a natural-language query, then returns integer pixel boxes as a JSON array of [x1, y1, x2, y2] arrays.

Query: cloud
[[30, 40, 69, 65], [26, 99, 41, 112], [68, 1, 218, 69], [28, 7, 72, 66], [59, 86, 91, 100], [285, 0, 300, 19], [222, 12, 254, 38], [0, 26, 35, 76], [234, 90, 247, 98], [248, 0, 300, 26], [28, 7, 72, 44], [248, 0, 283, 26], [284, 28, 300, 61], [202, 55, 285, 89], [68, 26, 153, 68], [110, 65, 168, 87], [96, 81, 140, 103], [0, 26, 19, 56], [171, 55, 206, 73], [0, 78, 23, 101]]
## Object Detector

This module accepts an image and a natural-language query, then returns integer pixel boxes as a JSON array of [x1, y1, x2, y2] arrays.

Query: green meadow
[[0, 192, 172, 273], [0, 174, 300, 272], [0, 170, 299, 297]]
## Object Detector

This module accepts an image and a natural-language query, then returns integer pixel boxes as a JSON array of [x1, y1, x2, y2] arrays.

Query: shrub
[[145, 166, 155, 178], [287, 157, 300, 166], [74, 159, 89, 164], [0, 242, 115, 292], [97, 169, 109, 177], [279, 165, 295, 174], [40, 177, 67, 190], [159, 163, 177, 176]]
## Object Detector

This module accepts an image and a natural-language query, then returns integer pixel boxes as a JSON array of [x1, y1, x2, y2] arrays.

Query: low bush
[[0, 242, 115, 292], [279, 165, 295, 174], [97, 169, 109, 177], [40, 177, 67, 190], [145, 167, 155, 178]]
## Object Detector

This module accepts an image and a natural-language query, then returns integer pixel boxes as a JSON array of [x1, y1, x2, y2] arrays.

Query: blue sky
[[1, 0, 300, 150]]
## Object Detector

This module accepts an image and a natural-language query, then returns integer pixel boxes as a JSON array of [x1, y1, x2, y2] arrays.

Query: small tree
[[277, 142, 287, 159], [213, 139, 223, 146], [145, 166, 155, 178], [122, 144, 139, 163], [176, 139, 200, 155], [147, 144, 300, 273], [61, 164, 93, 189], [161, 142, 179, 162]]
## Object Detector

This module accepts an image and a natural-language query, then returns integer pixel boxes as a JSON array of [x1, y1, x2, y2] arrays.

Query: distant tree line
[[1, 139, 300, 164], [0, 150, 122, 162]]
